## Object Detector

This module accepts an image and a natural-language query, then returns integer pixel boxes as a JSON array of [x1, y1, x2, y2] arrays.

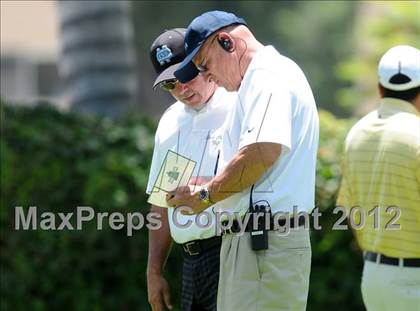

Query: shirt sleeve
[[337, 155, 351, 211], [238, 76, 292, 153], [416, 147, 420, 188], [146, 132, 162, 194]]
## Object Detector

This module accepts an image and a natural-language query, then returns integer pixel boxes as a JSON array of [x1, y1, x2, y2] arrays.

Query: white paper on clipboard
[[148, 150, 196, 208]]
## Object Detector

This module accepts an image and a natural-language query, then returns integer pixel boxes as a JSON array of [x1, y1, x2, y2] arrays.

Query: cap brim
[[152, 63, 179, 90], [379, 80, 420, 91], [174, 45, 202, 83]]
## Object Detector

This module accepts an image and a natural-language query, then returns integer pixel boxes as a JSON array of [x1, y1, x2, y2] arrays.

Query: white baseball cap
[[378, 45, 420, 91]]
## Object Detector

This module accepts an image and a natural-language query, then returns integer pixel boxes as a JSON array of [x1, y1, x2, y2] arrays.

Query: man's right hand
[[147, 273, 173, 311]]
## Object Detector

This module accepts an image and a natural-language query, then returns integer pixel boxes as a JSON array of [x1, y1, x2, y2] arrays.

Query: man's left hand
[[166, 185, 209, 215]]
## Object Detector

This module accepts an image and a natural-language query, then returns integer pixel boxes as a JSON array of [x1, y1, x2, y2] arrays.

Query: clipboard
[[148, 150, 196, 208]]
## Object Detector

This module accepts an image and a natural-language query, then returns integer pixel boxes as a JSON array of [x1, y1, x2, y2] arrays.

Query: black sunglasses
[[158, 79, 178, 91]]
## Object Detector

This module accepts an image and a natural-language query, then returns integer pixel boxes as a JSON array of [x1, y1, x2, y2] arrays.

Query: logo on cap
[[156, 45, 173, 66]]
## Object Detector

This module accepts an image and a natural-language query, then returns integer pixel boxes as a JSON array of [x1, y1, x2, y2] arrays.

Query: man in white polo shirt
[[146, 28, 236, 311], [168, 11, 319, 310]]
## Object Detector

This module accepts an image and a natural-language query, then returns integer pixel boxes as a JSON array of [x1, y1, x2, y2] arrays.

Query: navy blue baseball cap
[[174, 11, 247, 83], [150, 28, 199, 89]]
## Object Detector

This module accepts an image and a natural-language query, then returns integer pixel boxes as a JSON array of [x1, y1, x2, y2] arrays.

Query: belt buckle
[[183, 241, 200, 256]]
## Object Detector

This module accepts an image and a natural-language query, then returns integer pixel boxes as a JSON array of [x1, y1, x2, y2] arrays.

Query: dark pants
[[181, 244, 220, 311]]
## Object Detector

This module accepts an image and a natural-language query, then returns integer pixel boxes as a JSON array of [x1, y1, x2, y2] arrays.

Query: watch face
[[199, 188, 208, 201]]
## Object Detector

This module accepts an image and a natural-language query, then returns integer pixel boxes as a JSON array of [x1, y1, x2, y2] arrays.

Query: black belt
[[365, 251, 420, 268], [222, 215, 307, 234], [181, 236, 222, 257]]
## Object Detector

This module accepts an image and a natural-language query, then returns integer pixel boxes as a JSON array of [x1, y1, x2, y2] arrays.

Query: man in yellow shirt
[[338, 45, 420, 310]]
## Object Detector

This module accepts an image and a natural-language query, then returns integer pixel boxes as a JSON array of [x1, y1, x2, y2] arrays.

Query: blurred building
[[56, 0, 137, 118], [0, 1, 62, 107], [1, 0, 137, 118]]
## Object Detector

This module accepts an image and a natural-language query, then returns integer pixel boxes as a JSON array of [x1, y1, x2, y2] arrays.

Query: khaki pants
[[362, 260, 420, 311], [217, 227, 311, 311]]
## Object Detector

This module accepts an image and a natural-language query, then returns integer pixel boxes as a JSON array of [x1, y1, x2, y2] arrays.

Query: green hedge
[[1, 103, 361, 310], [310, 111, 362, 310]]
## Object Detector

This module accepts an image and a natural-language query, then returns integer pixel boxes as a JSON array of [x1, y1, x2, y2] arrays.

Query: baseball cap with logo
[[150, 28, 198, 90], [378, 45, 420, 91], [174, 11, 247, 83]]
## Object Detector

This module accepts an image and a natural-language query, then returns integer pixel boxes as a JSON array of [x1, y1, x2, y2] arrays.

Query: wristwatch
[[198, 186, 213, 206]]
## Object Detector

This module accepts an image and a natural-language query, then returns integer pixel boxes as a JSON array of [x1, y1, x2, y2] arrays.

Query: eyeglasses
[[196, 35, 219, 73], [158, 79, 177, 91]]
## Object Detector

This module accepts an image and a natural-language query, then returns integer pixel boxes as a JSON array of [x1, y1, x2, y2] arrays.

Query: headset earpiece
[[217, 36, 233, 52]]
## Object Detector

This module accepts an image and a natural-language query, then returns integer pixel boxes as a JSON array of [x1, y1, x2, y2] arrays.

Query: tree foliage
[[337, 1, 420, 116]]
